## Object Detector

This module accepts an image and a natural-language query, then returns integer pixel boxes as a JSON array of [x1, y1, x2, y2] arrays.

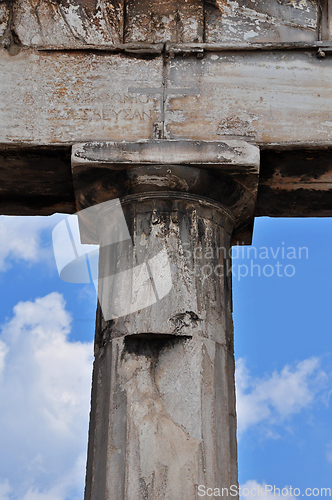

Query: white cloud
[[240, 480, 294, 500], [236, 357, 326, 436], [0, 215, 65, 272], [0, 289, 328, 497], [0, 292, 93, 500], [0, 481, 11, 500]]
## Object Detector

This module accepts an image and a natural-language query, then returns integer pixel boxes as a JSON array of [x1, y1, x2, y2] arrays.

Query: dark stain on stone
[[170, 311, 202, 333], [123, 333, 192, 358]]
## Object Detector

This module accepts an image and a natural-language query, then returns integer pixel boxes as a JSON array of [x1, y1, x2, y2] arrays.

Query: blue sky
[[0, 214, 331, 499], [233, 218, 332, 497]]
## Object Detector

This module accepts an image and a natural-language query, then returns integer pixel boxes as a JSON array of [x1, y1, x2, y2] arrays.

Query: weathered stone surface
[[165, 50, 332, 146], [0, 49, 162, 145], [84, 189, 237, 498], [4, 0, 327, 48], [12, 0, 124, 48], [205, 0, 319, 43], [124, 0, 204, 43], [85, 334, 237, 500]]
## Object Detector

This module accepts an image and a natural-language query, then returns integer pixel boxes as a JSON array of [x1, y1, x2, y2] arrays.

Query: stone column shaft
[[71, 140, 260, 500]]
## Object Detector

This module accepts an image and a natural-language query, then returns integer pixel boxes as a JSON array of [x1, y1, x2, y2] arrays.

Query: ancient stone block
[[0, 49, 162, 144], [205, 0, 319, 43], [164, 50, 332, 147], [124, 0, 204, 43], [12, 0, 124, 48]]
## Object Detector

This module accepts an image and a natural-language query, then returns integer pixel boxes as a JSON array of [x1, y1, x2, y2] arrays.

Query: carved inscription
[[74, 94, 157, 122]]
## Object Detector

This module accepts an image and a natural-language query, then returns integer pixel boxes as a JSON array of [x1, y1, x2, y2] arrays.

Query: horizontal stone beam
[[1, 48, 332, 148], [255, 149, 332, 217], [0, 146, 75, 216]]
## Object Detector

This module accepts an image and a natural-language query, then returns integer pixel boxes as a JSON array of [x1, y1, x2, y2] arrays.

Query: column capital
[[71, 139, 260, 244]]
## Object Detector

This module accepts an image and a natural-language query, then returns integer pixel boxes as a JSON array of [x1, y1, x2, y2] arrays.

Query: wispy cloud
[[0, 215, 64, 272], [236, 357, 326, 436], [0, 481, 11, 500], [0, 292, 93, 500]]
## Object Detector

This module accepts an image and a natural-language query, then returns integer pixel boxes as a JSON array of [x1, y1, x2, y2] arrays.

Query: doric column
[[71, 140, 259, 500]]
